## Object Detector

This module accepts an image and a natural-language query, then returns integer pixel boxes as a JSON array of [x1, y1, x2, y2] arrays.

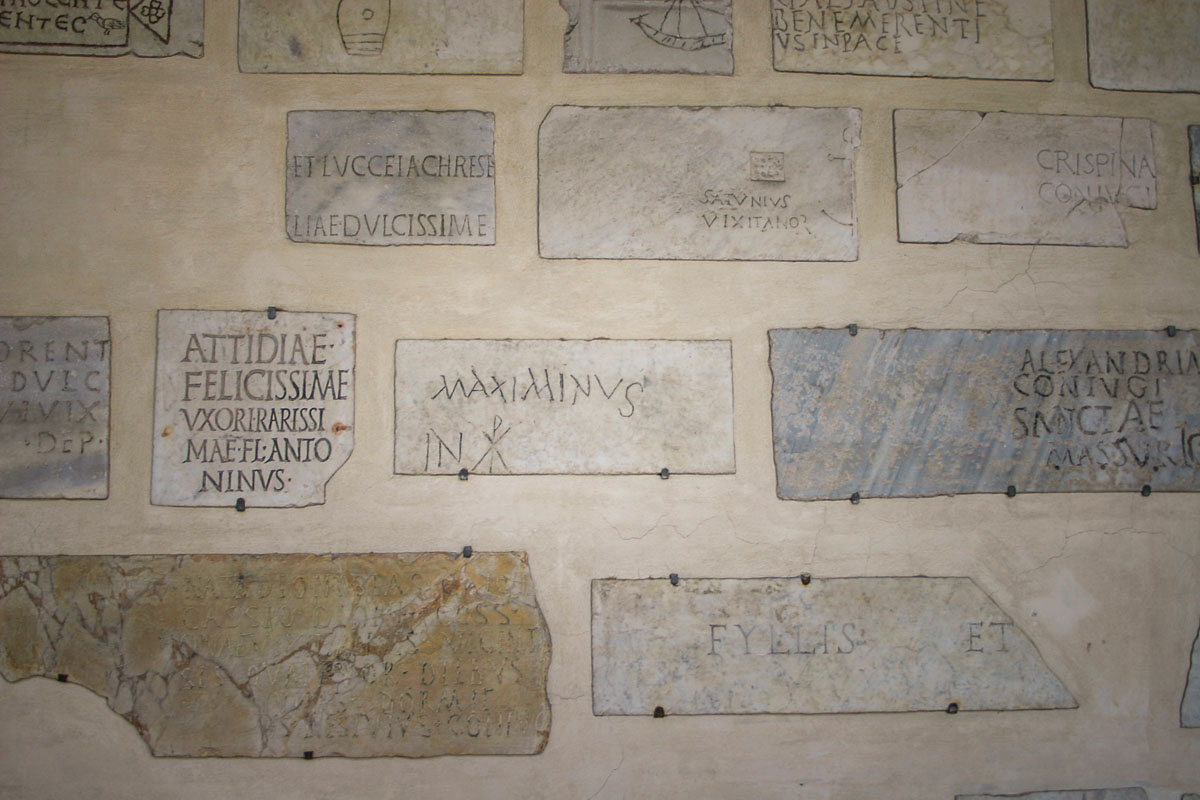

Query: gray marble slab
[[287, 111, 495, 246], [239, 0, 522, 74], [770, 329, 1200, 500], [592, 576, 1075, 715], [151, 310, 355, 508], [957, 792, 1147, 800], [772, 0, 1053, 80], [1087, 0, 1200, 93], [0, 317, 109, 500], [0, 0, 202, 57], [394, 339, 734, 475], [1191, 127, 1200, 256], [0, 553, 550, 757], [539, 105, 860, 261], [563, 0, 733, 75], [1184, 620, 1200, 727], [895, 110, 1156, 247]]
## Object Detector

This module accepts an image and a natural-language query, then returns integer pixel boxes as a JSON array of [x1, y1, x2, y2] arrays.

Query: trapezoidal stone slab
[[1184, 619, 1200, 727], [0, 0, 203, 57], [562, 0, 733, 75], [239, 0, 523, 74], [591, 576, 1075, 715], [1087, 0, 1200, 93], [539, 105, 860, 261], [286, 110, 495, 246], [394, 339, 735, 475], [152, 309, 354, 508], [0, 317, 109, 500], [957, 792, 1148, 800], [0, 553, 550, 757], [895, 110, 1156, 247], [769, 328, 1200, 500], [772, 0, 1053, 81]]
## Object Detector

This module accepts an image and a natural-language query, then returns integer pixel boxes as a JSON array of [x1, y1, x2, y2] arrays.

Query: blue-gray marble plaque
[[1191, 126, 1200, 255], [1184, 619, 1200, 727]]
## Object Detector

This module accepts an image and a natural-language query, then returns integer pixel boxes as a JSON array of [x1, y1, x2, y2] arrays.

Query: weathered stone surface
[[592, 576, 1075, 715], [239, 0, 522, 74], [895, 110, 1156, 247], [1087, 0, 1200, 93], [770, 329, 1200, 500], [394, 339, 734, 475], [286, 111, 495, 246], [772, 0, 1053, 80], [1184, 619, 1200, 727], [152, 310, 354, 508], [0, 553, 550, 757], [562, 0, 733, 75], [0, 0, 202, 57], [1191, 127, 1200, 255], [957, 791, 1147, 800], [0, 317, 109, 500], [539, 106, 860, 261]]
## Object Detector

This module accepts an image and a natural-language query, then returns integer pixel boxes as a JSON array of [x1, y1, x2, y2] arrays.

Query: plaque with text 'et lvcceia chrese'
[[0, 0, 202, 57], [1087, 0, 1200, 92], [0, 317, 110, 500], [0, 553, 550, 757], [561, 0, 733, 75], [770, 329, 1200, 500]]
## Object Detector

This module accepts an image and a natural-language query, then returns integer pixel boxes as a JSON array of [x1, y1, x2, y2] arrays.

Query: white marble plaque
[[0, 0, 202, 57], [239, 0, 523, 74], [1184, 620, 1200, 727], [394, 340, 734, 475], [591, 576, 1076, 715], [896, 110, 1156, 247], [772, 0, 1053, 80], [1087, 0, 1200, 93], [958, 792, 1148, 800], [562, 0, 733, 75], [771, 329, 1200, 500], [0, 317, 109, 500], [287, 111, 495, 246], [539, 106, 860, 261], [0, 553, 550, 757], [152, 310, 354, 508]]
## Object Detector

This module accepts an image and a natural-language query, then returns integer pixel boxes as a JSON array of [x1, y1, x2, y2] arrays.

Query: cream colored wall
[[1, 1, 1198, 797]]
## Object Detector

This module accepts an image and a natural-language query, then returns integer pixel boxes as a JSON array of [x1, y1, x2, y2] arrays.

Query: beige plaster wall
[[0, 1, 1198, 797]]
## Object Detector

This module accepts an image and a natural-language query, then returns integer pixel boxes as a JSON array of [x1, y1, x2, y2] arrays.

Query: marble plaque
[[591, 576, 1075, 715], [394, 340, 734, 475], [1087, 0, 1200, 93], [562, 0, 733, 75], [1191, 127, 1200, 256], [152, 309, 354, 508], [895, 110, 1157, 247], [772, 0, 1053, 81], [287, 111, 495, 246], [770, 329, 1200, 500], [0, 553, 550, 757], [957, 792, 1147, 800], [0, 317, 109, 500], [1184, 619, 1200, 727], [239, 0, 522, 74], [539, 106, 860, 261], [0, 0, 202, 57]]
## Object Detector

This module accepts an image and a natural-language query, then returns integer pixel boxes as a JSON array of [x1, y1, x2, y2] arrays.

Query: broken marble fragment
[[0, 317, 110, 500], [770, 328, 1200, 500], [239, 0, 522, 74], [592, 576, 1075, 715], [1191, 127, 1200, 255], [0, 0, 203, 57], [0, 553, 551, 757], [957, 791, 1147, 800], [895, 110, 1156, 246], [394, 339, 735, 475], [539, 105, 860, 261], [1184, 619, 1200, 727], [1087, 0, 1200, 93], [562, 0, 733, 75], [772, 0, 1053, 81], [151, 309, 355, 508]]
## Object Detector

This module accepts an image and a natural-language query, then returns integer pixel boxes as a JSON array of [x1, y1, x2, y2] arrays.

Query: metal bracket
[[659, 467, 670, 480], [267, 306, 279, 320], [235, 498, 247, 512], [462, 546, 474, 558], [847, 323, 859, 337]]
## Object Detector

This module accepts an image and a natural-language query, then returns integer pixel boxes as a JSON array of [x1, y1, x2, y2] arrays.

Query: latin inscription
[[152, 309, 354, 508], [0, 317, 109, 499], [592, 577, 1075, 715], [394, 340, 735, 475], [0, 553, 550, 757], [0, 0, 203, 57], [770, 329, 1200, 500], [286, 111, 495, 246]]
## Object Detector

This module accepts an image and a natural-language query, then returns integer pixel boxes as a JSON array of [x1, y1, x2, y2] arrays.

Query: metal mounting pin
[[669, 573, 680, 586], [458, 468, 469, 481], [235, 498, 247, 512], [462, 546, 473, 558], [267, 306, 278, 320]]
